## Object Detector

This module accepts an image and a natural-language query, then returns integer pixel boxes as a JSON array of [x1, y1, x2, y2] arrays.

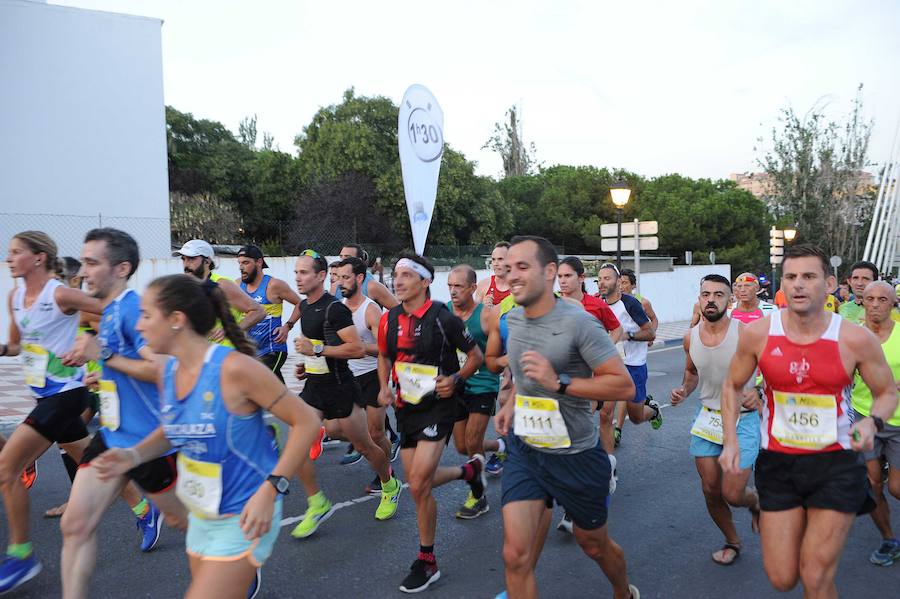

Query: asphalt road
[[2, 345, 899, 598]]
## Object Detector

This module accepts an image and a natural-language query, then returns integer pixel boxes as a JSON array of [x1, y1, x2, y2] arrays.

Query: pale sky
[[56, 0, 900, 180]]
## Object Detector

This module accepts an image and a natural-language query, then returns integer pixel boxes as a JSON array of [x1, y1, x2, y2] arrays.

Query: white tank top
[[688, 318, 742, 410], [344, 296, 378, 376], [13, 279, 83, 397]]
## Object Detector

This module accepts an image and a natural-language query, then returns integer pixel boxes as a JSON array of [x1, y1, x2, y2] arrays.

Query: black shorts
[[80, 433, 178, 494], [355, 370, 381, 409], [501, 434, 611, 530], [399, 420, 454, 449], [755, 449, 875, 515], [456, 392, 497, 419], [260, 352, 287, 383], [302, 379, 363, 420], [24, 387, 90, 444]]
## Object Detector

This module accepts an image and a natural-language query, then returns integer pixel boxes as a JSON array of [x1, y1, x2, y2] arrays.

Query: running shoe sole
[[399, 569, 441, 593], [0, 560, 42, 594]]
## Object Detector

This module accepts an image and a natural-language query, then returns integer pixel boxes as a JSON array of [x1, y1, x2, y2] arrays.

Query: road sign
[[685, 250, 693, 265], [770, 228, 784, 239], [770, 256, 783, 265], [709, 251, 716, 264], [600, 236, 659, 252], [829, 255, 842, 268], [770, 238, 784, 247], [600, 220, 658, 238], [770, 247, 784, 256]]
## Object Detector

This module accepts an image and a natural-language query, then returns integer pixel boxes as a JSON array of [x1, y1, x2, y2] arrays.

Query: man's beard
[[241, 266, 258, 283], [341, 281, 359, 298], [704, 304, 727, 322], [185, 264, 205, 279]]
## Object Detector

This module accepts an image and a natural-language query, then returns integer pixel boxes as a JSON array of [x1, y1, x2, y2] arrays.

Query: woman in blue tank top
[[92, 274, 320, 599]]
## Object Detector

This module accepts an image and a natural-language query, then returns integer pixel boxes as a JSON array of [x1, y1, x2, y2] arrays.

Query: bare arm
[[322, 325, 365, 360], [520, 350, 635, 403], [631, 321, 655, 342], [362, 303, 382, 357], [849, 325, 900, 450], [670, 333, 697, 406], [3, 292, 21, 356], [218, 279, 266, 329], [55, 286, 104, 316], [269, 278, 302, 343], [719, 320, 766, 473], [642, 298, 659, 331], [367, 280, 399, 310], [474, 278, 490, 303], [485, 311, 507, 373], [607, 326, 623, 344]]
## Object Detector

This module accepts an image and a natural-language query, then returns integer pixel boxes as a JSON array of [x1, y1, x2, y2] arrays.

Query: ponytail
[[206, 282, 256, 357]]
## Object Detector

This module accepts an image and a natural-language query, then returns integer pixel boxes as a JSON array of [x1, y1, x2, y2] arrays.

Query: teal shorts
[[689, 407, 760, 471], [185, 499, 282, 567]]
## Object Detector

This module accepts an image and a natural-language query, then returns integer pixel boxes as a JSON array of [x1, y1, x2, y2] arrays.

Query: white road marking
[[281, 482, 410, 527]]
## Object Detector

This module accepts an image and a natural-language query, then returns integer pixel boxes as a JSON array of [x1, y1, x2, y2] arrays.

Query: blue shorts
[[625, 364, 648, 403], [689, 407, 760, 471], [186, 499, 282, 567], [501, 434, 610, 531]]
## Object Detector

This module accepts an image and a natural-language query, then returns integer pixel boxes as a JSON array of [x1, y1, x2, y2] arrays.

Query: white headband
[[395, 258, 432, 281]]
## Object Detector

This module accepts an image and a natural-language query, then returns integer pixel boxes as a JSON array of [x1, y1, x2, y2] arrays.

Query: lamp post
[[770, 226, 798, 295], [609, 180, 632, 270]]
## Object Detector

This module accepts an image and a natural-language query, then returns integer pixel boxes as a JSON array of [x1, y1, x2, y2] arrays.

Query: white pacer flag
[[398, 84, 444, 255]]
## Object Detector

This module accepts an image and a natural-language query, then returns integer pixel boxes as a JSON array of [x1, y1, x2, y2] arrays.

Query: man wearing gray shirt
[[496, 236, 640, 599]]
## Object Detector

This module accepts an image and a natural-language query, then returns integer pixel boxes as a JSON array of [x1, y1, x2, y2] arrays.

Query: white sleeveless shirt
[[343, 296, 379, 376], [688, 318, 742, 411]]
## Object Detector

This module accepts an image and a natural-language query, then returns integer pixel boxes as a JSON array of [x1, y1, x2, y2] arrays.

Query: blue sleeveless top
[[239, 275, 288, 357], [161, 345, 277, 515]]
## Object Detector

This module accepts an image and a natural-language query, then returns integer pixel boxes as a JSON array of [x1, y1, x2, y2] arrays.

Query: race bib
[[771, 390, 838, 450], [456, 350, 467, 369], [98, 380, 120, 431], [304, 339, 330, 374], [690, 406, 723, 445], [514, 394, 571, 449], [22, 343, 49, 388], [176, 453, 223, 519], [395, 362, 438, 405]]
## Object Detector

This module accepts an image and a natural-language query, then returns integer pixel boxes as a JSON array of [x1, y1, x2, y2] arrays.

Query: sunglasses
[[301, 249, 322, 259], [598, 263, 620, 275]]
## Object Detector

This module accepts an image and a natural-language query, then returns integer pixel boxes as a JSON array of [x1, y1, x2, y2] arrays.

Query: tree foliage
[[757, 85, 875, 261], [483, 106, 538, 177]]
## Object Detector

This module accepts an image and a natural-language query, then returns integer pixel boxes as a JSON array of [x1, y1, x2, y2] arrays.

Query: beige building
[[729, 171, 876, 198]]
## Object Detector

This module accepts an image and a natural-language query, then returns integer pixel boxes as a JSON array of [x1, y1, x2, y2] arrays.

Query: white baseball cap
[[173, 240, 215, 261]]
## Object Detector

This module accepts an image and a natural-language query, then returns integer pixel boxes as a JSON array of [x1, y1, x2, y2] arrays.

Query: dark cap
[[237, 245, 269, 269]]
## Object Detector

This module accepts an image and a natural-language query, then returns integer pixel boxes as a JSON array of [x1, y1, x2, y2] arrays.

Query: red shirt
[[731, 307, 763, 324], [487, 276, 511, 304], [581, 294, 620, 332]]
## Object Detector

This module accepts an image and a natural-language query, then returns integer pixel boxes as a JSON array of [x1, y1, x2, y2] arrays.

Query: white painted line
[[280, 482, 410, 527], [648, 345, 682, 354]]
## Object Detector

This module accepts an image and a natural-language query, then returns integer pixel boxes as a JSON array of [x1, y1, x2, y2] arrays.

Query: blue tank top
[[334, 272, 374, 300], [161, 345, 277, 515], [98, 290, 173, 450], [239, 275, 288, 356]]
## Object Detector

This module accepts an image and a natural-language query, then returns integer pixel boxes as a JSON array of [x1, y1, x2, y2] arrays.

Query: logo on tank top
[[254, 295, 264, 303], [201, 391, 215, 420], [789, 357, 810, 383], [771, 347, 783, 357]]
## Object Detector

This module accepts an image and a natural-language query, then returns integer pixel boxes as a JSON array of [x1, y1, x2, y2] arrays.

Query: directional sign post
[[600, 220, 658, 294], [829, 255, 842, 280]]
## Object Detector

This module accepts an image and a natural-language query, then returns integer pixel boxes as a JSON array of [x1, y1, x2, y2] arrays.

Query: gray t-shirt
[[507, 298, 619, 454]]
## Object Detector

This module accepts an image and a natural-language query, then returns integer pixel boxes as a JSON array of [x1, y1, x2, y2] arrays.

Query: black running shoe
[[399, 556, 441, 593]]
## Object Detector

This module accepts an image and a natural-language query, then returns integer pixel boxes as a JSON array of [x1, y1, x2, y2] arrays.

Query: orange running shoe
[[309, 426, 325, 461], [20, 462, 37, 490]]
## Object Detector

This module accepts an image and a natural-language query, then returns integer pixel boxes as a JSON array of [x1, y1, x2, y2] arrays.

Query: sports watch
[[312, 341, 324, 357], [556, 373, 572, 395], [99, 346, 116, 361], [871, 415, 885, 433], [267, 475, 290, 495]]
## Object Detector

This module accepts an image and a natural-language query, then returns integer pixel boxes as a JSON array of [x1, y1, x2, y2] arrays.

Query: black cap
[[237, 245, 269, 269]]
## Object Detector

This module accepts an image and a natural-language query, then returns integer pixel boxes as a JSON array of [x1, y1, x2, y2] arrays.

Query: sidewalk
[[653, 319, 691, 348]]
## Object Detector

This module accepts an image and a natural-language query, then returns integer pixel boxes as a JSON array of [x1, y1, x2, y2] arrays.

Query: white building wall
[[0, 0, 169, 258]]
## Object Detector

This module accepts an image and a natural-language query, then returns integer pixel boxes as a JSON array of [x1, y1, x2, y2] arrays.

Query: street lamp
[[609, 180, 632, 269], [770, 226, 798, 295], [784, 228, 797, 242]]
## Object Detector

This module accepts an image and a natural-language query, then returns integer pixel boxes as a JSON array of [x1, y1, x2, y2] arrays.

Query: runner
[[334, 244, 399, 309], [236, 245, 301, 383], [58, 228, 187, 599], [173, 239, 266, 343], [619, 269, 658, 334], [289, 250, 401, 539], [495, 236, 639, 599], [730, 273, 777, 324], [720, 244, 898, 597], [475, 242, 512, 308], [597, 263, 662, 444], [447, 264, 503, 519], [377, 252, 486, 593], [670, 274, 761, 566], [850, 280, 900, 566], [839, 260, 879, 323], [92, 273, 319, 599], [0, 231, 104, 593], [334, 256, 400, 495]]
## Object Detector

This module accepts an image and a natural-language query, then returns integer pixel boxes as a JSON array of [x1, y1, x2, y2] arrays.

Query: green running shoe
[[375, 477, 402, 520], [646, 396, 663, 430], [291, 493, 334, 539]]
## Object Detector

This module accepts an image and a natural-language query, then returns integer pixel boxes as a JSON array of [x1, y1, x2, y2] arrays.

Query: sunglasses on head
[[599, 263, 620, 275], [301, 249, 322, 259]]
